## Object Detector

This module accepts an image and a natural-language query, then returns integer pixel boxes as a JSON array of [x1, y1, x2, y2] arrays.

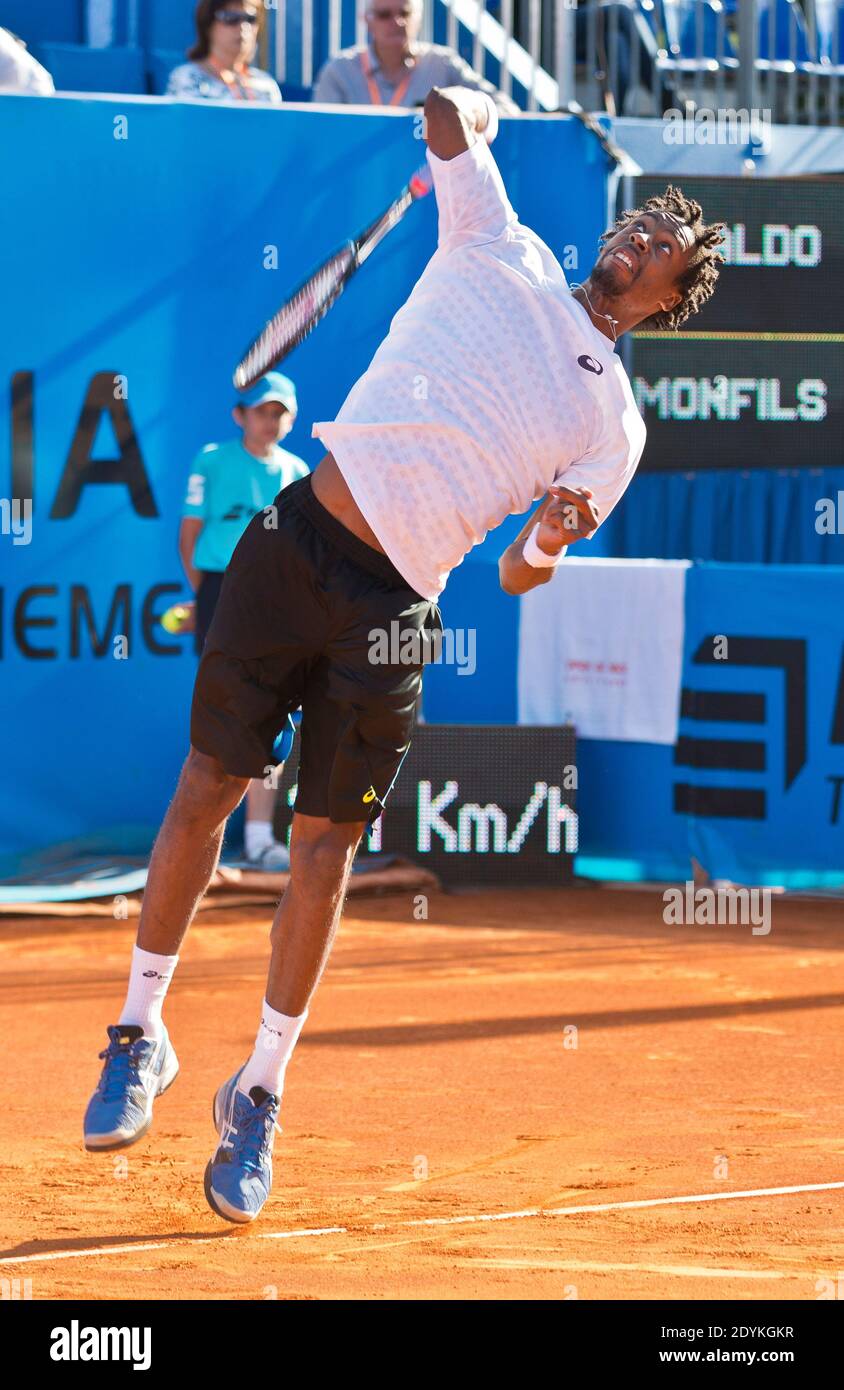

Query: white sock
[[238, 1000, 308, 1100], [118, 946, 179, 1041], [244, 819, 274, 861]]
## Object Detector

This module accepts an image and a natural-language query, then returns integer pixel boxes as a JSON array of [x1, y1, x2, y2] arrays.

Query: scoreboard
[[272, 725, 578, 887], [629, 176, 844, 473]]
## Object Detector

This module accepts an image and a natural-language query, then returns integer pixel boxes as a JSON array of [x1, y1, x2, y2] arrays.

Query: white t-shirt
[[0, 28, 55, 94], [312, 139, 646, 601]]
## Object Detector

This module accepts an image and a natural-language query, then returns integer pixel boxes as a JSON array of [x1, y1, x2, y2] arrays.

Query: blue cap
[[237, 371, 297, 413]]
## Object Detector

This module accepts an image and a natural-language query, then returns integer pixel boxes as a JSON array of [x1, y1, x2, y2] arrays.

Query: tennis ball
[[161, 603, 193, 634]]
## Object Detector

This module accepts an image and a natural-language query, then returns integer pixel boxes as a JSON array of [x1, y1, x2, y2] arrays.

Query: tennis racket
[[233, 164, 434, 391]]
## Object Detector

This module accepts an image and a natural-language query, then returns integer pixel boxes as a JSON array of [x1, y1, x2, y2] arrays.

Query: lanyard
[[360, 48, 413, 107], [206, 58, 257, 101]]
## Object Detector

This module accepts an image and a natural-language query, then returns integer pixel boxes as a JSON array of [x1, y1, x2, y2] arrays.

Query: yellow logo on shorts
[[362, 787, 377, 804]]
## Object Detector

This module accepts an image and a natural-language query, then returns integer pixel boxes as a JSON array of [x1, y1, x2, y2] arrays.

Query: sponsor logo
[[577, 355, 604, 375], [675, 636, 807, 819]]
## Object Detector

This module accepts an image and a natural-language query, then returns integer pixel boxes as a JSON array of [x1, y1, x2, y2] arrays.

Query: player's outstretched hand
[[424, 87, 498, 160], [541, 486, 600, 548]]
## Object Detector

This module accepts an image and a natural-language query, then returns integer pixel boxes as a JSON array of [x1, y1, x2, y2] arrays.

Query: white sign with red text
[[517, 558, 690, 744]]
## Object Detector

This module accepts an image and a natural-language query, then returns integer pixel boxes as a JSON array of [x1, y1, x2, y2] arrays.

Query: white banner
[[517, 558, 690, 745]]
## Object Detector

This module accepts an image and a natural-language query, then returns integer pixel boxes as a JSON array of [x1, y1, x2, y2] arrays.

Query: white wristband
[[522, 523, 566, 569], [478, 91, 499, 145]]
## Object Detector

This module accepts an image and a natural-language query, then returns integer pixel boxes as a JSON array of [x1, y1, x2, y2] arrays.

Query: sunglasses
[[214, 10, 259, 25]]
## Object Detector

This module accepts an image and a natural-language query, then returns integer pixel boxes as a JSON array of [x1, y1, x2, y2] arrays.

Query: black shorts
[[190, 474, 441, 825]]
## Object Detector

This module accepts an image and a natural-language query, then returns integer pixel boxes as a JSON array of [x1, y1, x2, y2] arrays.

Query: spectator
[[179, 373, 309, 870], [313, 0, 518, 114], [167, 1, 281, 104], [0, 27, 54, 94]]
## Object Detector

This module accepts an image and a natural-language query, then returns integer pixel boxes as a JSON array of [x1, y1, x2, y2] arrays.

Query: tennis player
[[83, 86, 724, 1222]]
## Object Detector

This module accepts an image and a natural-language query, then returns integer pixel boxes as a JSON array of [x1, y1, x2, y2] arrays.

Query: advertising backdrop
[[0, 94, 607, 867]]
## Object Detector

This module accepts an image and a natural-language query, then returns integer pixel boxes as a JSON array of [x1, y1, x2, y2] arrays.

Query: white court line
[[261, 1225, 346, 1240], [0, 1229, 347, 1268], [2, 1180, 842, 1267], [0, 1241, 171, 1267], [403, 1179, 844, 1228]]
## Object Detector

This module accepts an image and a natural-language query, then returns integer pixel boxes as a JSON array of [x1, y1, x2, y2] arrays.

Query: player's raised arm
[[422, 85, 498, 161], [422, 87, 515, 248]]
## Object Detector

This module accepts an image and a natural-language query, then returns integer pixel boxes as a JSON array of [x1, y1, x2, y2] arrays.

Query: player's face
[[367, 2, 422, 55], [209, 6, 260, 66], [591, 212, 695, 325]]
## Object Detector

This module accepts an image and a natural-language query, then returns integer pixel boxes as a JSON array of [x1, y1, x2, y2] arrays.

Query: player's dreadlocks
[[601, 186, 726, 331]]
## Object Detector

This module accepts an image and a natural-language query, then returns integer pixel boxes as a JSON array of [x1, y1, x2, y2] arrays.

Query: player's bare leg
[[205, 811, 368, 1223], [265, 811, 368, 1016], [84, 747, 248, 1150], [137, 747, 249, 957]]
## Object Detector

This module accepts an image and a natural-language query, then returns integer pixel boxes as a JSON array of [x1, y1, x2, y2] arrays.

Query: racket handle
[[409, 164, 433, 200], [272, 711, 300, 764]]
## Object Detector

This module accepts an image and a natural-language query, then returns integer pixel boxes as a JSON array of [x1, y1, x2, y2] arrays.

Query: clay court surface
[[2, 887, 843, 1301]]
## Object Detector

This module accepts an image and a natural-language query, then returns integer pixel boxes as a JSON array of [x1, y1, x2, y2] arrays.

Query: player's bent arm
[[423, 86, 496, 161], [499, 498, 557, 596], [178, 517, 204, 594], [499, 486, 601, 595]]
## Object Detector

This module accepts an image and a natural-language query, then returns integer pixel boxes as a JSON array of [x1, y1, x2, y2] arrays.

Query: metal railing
[[266, 1, 842, 125], [586, 0, 843, 124], [267, 0, 565, 109]]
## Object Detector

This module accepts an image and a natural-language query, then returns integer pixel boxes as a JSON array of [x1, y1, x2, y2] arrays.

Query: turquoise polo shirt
[[182, 439, 310, 573]]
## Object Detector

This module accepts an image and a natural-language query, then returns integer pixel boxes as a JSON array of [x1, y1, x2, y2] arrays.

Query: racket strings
[[234, 246, 355, 389], [232, 165, 432, 390]]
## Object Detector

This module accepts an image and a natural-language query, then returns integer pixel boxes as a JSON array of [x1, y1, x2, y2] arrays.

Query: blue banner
[[675, 562, 844, 886], [0, 94, 606, 866]]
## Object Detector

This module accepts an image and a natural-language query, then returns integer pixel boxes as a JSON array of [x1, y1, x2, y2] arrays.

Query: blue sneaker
[[83, 1024, 179, 1151], [204, 1069, 281, 1224]]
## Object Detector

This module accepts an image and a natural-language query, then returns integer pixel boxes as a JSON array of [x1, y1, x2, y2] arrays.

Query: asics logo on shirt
[[577, 355, 604, 375]]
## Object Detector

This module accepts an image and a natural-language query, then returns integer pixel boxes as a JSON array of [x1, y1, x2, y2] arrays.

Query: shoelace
[[98, 1040, 144, 1101], [222, 1096, 281, 1173]]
